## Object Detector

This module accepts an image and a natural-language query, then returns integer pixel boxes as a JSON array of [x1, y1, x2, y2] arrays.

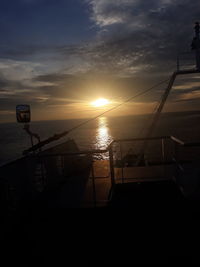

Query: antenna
[[192, 22, 200, 70]]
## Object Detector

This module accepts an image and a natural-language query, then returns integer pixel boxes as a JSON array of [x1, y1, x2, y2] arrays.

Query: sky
[[0, 0, 200, 122]]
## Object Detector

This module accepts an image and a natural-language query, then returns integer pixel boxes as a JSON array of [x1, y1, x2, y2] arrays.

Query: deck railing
[[35, 149, 112, 208], [34, 135, 200, 205], [1, 135, 200, 211]]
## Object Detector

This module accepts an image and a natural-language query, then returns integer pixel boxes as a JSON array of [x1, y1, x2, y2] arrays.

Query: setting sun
[[91, 98, 110, 107]]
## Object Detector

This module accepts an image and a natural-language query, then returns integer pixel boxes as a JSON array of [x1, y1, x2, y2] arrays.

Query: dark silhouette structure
[[191, 22, 200, 70]]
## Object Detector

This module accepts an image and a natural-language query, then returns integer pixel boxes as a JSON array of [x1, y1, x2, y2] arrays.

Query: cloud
[[0, 59, 43, 80], [87, 0, 174, 27], [85, 0, 200, 75], [1, 0, 200, 122], [177, 90, 200, 102], [167, 74, 200, 103], [1, 0, 200, 78]]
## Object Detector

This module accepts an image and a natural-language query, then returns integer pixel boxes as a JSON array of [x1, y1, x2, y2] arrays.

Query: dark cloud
[[0, 45, 44, 59], [0, 75, 27, 92], [0, 76, 8, 89], [35, 73, 78, 83], [83, 0, 200, 75], [1, 0, 199, 75]]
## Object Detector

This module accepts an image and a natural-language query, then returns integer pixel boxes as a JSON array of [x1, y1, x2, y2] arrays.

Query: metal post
[[120, 141, 124, 183], [136, 72, 177, 166], [194, 22, 200, 70], [109, 146, 115, 188], [91, 161, 97, 208], [161, 138, 165, 179], [195, 48, 200, 70], [174, 142, 179, 163], [173, 141, 181, 182]]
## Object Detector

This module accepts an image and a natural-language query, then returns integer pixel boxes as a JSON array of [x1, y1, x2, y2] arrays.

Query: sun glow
[[91, 98, 110, 107]]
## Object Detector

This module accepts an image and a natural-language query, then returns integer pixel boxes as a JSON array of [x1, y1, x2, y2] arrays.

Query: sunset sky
[[0, 0, 200, 122]]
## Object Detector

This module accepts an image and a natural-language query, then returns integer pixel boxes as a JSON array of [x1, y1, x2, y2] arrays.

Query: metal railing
[[109, 136, 176, 183], [35, 149, 114, 208], [170, 138, 200, 198], [108, 136, 200, 184], [0, 148, 114, 210], [1, 135, 200, 211]]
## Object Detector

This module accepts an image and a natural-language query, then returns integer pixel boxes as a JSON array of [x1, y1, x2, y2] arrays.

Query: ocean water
[[0, 112, 200, 165]]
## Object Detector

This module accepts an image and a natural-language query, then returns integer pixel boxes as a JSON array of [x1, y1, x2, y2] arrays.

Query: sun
[[91, 98, 110, 107]]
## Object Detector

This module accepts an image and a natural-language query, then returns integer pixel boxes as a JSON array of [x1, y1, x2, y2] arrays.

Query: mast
[[146, 22, 200, 137], [192, 22, 200, 70], [136, 23, 200, 165]]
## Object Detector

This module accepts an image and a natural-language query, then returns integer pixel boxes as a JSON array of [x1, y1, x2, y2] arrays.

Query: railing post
[[120, 141, 124, 183], [91, 161, 97, 208], [174, 142, 179, 163], [109, 145, 115, 188], [173, 141, 180, 181], [161, 138, 166, 179]]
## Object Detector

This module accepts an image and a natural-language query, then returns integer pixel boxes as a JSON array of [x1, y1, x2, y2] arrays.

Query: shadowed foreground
[[1, 178, 200, 266]]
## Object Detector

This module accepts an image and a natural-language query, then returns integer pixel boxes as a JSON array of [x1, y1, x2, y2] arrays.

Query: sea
[[0, 111, 200, 166]]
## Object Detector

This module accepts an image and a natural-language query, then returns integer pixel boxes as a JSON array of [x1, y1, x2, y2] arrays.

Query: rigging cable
[[23, 78, 170, 154], [126, 79, 170, 155], [65, 78, 170, 133]]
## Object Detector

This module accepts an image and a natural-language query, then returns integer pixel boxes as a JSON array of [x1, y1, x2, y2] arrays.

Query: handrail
[[170, 136, 185, 146], [112, 136, 170, 143], [35, 149, 108, 158], [172, 157, 185, 173], [2, 134, 200, 210], [170, 136, 200, 147], [184, 142, 200, 147], [1, 135, 200, 169]]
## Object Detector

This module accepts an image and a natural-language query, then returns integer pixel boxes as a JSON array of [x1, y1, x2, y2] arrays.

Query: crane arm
[[136, 68, 200, 166]]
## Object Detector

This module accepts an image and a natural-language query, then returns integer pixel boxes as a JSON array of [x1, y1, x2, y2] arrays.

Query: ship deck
[[2, 159, 199, 266], [1, 135, 200, 211], [82, 160, 175, 208]]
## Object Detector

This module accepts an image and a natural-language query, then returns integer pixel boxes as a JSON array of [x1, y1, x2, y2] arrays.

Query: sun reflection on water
[[95, 117, 112, 154]]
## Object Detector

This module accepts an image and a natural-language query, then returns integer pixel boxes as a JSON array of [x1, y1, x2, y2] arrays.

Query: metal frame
[[35, 136, 200, 206], [1, 135, 200, 210]]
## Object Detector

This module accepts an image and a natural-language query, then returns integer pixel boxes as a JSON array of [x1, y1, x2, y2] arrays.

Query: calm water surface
[[0, 112, 200, 165]]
